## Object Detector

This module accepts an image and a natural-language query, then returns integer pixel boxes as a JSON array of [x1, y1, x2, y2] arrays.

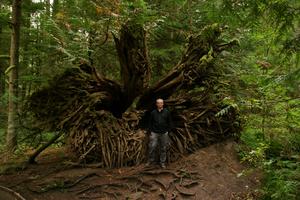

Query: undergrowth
[[238, 125, 300, 200]]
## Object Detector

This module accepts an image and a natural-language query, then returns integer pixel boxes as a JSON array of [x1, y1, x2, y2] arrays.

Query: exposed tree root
[[26, 22, 240, 167], [28, 132, 63, 164]]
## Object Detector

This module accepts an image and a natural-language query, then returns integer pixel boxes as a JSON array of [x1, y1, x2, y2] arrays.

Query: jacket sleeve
[[148, 111, 153, 132], [167, 111, 174, 132]]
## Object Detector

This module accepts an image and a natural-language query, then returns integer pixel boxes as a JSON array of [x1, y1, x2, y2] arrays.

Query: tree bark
[[26, 23, 240, 166], [6, 0, 22, 154], [136, 24, 223, 109], [113, 22, 151, 109], [28, 132, 63, 164], [0, 27, 5, 97], [52, 0, 60, 17], [0, 63, 5, 97], [19, 0, 31, 105]]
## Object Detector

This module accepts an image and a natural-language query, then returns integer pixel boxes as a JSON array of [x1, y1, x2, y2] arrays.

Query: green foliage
[[217, 1, 300, 198], [120, 0, 154, 24], [0, 0, 299, 198], [262, 159, 300, 200], [0, 6, 10, 25], [240, 124, 300, 199]]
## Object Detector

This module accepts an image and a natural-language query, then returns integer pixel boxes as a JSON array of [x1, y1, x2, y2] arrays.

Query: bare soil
[[0, 140, 261, 200]]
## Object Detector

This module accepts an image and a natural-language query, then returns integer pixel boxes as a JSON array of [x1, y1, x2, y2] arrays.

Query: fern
[[215, 103, 238, 117]]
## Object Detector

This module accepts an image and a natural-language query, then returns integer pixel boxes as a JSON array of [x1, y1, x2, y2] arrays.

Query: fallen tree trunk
[[26, 22, 240, 167], [28, 131, 63, 164]]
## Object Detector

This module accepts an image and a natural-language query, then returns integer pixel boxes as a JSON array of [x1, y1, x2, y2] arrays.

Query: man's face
[[156, 99, 164, 109]]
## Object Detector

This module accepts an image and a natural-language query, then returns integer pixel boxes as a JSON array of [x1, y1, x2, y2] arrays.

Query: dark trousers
[[148, 131, 169, 164]]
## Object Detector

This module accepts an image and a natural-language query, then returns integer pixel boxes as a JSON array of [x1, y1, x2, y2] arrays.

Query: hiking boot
[[160, 163, 166, 169]]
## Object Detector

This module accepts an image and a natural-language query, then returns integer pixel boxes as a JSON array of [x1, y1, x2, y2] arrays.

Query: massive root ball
[[68, 110, 148, 167], [66, 91, 240, 168], [26, 22, 241, 167]]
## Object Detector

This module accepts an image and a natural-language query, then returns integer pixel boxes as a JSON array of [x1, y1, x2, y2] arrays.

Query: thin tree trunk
[[20, 0, 31, 104], [45, 0, 51, 16], [0, 27, 6, 97], [6, 0, 22, 154], [52, 0, 59, 17], [0, 65, 4, 97]]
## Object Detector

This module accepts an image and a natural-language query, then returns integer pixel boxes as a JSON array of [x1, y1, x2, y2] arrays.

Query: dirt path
[[0, 140, 261, 200]]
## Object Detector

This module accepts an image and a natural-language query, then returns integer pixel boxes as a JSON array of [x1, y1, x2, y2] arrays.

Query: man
[[147, 98, 173, 168]]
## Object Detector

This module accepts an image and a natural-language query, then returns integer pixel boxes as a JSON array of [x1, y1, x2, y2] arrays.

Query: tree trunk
[[52, 0, 59, 17], [0, 63, 4, 97], [6, 0, 21, 154], [113, 22, 151, 109], [0, 26, 7, 97], [45, 0, 51, 16], [19, 0, 31, 105]]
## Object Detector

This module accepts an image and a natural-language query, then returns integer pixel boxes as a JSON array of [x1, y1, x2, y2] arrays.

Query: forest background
[[0, 0, 299, 199]]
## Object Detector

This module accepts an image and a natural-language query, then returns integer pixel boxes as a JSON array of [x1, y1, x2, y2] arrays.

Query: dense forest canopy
[[0, 0, 299, 199]]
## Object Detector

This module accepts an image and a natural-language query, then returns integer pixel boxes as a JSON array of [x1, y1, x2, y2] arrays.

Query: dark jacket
[[149, 108, 173, 134]]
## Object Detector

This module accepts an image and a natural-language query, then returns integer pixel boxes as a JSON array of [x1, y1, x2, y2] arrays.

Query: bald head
[[156, 98, 164, 110]]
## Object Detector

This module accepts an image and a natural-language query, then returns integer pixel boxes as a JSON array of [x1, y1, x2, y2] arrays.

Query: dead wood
[[64, 173, 100, 189], [26, 22, 240, 168], [175, 184, 196, 196], [0, 185, 26, 200], [113, 21, 151, 108], [28, 132, 63, 164]]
